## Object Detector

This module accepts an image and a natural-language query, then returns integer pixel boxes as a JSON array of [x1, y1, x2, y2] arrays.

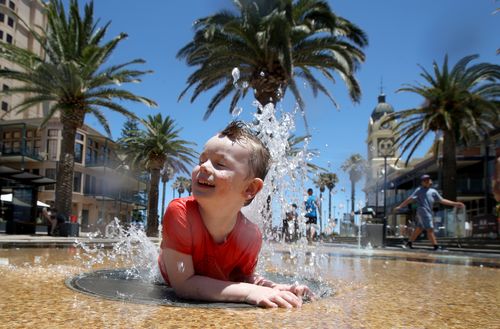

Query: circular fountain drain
[[66, 268, 331, 308]]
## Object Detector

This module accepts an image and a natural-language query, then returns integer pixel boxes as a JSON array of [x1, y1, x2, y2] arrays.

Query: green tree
[[178, 0, 367, 119], [0, 0, 156, 219], [172, 176, 192, 198], [120, 114, 197, 237], [314, 171, 338, 227], [383, 54, 500, 200], [341, 153, 365, 213]]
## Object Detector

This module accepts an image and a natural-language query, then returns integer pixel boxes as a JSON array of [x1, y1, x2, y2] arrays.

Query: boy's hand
[[288, 284, 316, 301], [272, 283, 316, 301], [245, 285, 303, 308]]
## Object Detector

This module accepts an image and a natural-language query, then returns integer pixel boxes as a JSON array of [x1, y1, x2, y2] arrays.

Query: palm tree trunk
[[55, 115, 82, 220], [442, 130, 457, 201], [161, 179, 167, 220], [350, 179, 356, 213], [147, 167, 161, 237]]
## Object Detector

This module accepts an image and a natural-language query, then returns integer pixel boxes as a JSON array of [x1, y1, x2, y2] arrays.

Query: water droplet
[[231, 67, 240, 83], [232, 107, 243, 117], [177, 261, 185, 273]]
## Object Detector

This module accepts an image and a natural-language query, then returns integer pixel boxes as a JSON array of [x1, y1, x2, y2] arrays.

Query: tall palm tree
[[0, 0, 156, 219], [341, 153, 365, 213], [160, 163, 175, 219], [383, 54, 500, 200], [120, 114, 197, 237], [177, 0, 367, 120], [314, 171, 338, 225]]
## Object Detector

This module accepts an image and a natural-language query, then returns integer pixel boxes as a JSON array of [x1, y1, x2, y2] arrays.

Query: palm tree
[[341, 153, 365, 213], [120, 114, 197, 237], [160, 163, 175, 219], [177, 0, 367, 120], [172, 176, 191, 198], [383, 54, 500, 200], [0, 0, 156, 219], [314, 171, 338, 227]]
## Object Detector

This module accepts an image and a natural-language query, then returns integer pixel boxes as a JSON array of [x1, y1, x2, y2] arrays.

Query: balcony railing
[[0, 146, 44, 161], [83, 189, 147, 207]]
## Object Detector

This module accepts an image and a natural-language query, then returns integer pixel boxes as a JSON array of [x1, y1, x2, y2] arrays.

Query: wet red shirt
[[159, 196, 262, 285]]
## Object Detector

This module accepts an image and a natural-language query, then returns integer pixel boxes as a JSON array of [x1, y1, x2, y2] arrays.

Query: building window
[[47, 139, 58, 160], [0, 13, 4, 22], [6, 33, 12, 44], [75, 142, 83, 164], [7, 16, 13, 27], [1, 101, 8, 111], [2, 84, 9, 91], [8, 0, 14, 10], [0, 0, 5, 6], [45, 168, 56, 191], [73, 172, 82, 193], [76, 132, 84, 141], [0, 30, 3, 40]]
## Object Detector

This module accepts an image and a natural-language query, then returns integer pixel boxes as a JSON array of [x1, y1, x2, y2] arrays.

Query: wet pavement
[[0, 235, 499, 328]]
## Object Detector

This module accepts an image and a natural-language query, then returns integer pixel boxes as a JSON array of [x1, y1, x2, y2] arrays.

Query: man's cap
[[420, 174, 431, 181]]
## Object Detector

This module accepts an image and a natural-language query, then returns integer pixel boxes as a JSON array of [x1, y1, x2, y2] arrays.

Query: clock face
[[378, 138, 394, 157]]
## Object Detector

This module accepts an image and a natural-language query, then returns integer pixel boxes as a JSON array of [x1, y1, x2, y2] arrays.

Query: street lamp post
[[382, 155, 388, 245]]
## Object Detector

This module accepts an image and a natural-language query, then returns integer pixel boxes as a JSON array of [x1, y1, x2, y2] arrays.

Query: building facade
[[0, 0, 147, 234]]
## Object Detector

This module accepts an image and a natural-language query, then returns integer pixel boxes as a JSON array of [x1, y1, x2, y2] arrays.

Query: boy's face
[[191, 134, 261, 207]]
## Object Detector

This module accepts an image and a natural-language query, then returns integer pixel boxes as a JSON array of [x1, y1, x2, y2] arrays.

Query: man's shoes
[[433, 245, 447, 251], [405, 241, 414, 249]]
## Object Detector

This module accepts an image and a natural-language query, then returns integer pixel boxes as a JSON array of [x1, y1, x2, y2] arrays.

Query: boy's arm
[[161, 247, 303, 308]]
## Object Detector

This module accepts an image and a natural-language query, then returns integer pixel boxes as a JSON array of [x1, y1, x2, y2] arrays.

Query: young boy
[[159, 121, 313, 308]]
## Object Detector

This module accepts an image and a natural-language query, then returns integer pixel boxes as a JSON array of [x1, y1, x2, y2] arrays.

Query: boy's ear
[[244, 178, 264, 201]]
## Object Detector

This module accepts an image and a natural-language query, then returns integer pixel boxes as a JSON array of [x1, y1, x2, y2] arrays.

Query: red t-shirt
[[159, 196, 262, 285]]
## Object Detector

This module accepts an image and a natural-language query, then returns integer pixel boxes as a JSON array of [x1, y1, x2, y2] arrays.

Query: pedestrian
[[42, 207, 57, 236], [394, 174, 464, 250], [282, 203, 298, 243], [158, 121, 314, 308], [304, 188, 319, 244]]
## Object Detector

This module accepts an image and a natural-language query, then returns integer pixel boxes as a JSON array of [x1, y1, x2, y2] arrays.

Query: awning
[[1, 193, 50, 207], [0, 165, 56, 186]]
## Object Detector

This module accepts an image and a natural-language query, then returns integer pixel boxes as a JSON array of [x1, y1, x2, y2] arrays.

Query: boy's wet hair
[[219, 120, 271, 181]]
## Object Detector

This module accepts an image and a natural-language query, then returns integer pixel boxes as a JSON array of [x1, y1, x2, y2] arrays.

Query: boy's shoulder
[[169, 196, 197, 210]]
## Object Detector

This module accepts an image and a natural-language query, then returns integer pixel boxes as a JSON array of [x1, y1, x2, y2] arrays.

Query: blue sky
[[83, 0, 499, 219]]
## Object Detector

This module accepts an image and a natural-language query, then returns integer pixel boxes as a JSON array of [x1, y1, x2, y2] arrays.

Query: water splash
[[74, 218, 160, 283]]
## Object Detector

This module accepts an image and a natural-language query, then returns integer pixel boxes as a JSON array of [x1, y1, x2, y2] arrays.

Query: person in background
[[304, 188, 319, 244], [394, 174, 464, 250], [42, 207, 57, 236], [282, 203, 298, 243], [158, 121, 314, 308]]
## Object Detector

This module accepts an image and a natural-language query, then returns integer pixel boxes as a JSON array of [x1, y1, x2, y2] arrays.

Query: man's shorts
[[305, 216, 317, 225], [416, 215, 434, 229]]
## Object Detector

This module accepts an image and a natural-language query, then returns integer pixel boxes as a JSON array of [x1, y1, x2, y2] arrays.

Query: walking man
[[394, 174, 464, 250]]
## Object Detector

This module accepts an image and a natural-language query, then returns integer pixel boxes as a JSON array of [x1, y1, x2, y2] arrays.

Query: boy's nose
[[199, 160, 212, 173]]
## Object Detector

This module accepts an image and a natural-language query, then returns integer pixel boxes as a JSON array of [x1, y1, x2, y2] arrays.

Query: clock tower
[[365, 92, 399, 208]]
